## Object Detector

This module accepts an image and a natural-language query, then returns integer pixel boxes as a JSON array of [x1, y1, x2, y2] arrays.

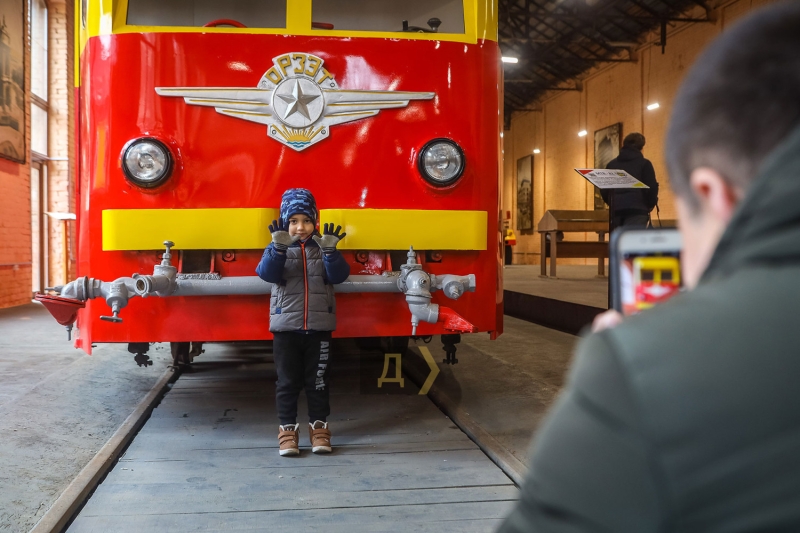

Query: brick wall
[[0, 0, 74, 308], [0, 0, 32, 308], [503, 0, 777, 265]]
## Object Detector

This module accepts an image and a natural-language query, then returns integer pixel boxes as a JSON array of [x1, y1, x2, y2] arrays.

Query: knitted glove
[[312, 223, 347, 254], [269, 219, 298, 252]]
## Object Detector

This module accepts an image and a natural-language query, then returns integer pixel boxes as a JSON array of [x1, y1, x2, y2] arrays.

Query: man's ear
[[688, 167, 740, 223]]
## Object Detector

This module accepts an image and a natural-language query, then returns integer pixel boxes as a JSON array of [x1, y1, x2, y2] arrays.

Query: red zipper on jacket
[[300, 240, 309, 330]]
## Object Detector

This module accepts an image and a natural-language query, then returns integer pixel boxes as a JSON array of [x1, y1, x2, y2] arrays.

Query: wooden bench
[[538, 210, 609, 278]]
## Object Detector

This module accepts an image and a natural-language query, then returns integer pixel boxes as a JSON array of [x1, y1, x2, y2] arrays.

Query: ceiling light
[[578, 130, 588, 137], [647, 102, 660, 110], [533, 149, 540, 154], [501, 56, 519, 64]]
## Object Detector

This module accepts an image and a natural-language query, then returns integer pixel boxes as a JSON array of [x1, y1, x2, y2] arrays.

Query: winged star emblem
[[156, 52, 435, 151]]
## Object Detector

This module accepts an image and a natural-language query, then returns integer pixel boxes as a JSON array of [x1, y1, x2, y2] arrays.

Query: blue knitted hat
[[279, 188, 318, 225]]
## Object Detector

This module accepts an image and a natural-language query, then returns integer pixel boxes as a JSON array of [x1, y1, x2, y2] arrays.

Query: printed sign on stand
[[574, 168, 649, 189]]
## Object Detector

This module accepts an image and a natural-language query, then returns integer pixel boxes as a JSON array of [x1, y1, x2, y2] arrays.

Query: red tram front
[[45, 0, 503, 359]]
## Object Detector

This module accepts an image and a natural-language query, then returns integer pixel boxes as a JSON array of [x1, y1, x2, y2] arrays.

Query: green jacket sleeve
[[498, 333, 665, 532]]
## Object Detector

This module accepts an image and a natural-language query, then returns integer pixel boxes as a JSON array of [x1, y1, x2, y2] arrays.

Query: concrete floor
[[503, 264, 608, 309], [0, 304, 172, 532], [0, 305, 578, 531]]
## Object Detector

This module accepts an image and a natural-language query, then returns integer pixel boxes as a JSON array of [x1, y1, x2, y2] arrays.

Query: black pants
[[273, 331, 332, 425], [612, 212, 650, 229]]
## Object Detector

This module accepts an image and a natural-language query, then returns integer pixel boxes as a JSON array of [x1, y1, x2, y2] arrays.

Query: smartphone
[[609, 228, 683, 315]]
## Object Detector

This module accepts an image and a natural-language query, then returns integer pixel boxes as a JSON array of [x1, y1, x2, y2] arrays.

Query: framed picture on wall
[[593, 123, 622, 210], [0, 0, 25, 163], [516, 154, 533, 233]]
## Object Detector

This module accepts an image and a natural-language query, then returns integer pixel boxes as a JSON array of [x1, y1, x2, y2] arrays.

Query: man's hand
[[312, 223, 347, 254], [591, 309, 624, 333], [269, 219, 298, 253]]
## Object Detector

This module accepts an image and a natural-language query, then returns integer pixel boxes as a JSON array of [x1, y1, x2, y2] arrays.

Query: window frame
[[105, 0, 483, 44], [30, 0, 49, 160]]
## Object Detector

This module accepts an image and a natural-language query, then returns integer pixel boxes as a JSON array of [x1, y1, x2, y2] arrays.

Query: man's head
[[623, 133, 645, 151], [280, 188, 317, 241], [665, 2, 800, 288]]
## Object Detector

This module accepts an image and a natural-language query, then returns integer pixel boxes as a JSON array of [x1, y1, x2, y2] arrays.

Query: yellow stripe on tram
[[102, 208, 279, 251], [320, 209, 487, 251], [102, 208, 488, 251]]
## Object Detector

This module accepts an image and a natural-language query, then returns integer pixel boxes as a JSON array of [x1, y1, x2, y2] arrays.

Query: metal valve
[[100, 310, 123, 323], [398, 247, 437, 335], [100, 299, 124, 323], [134, 241, 179, 298], [161, 240, 174, 266]]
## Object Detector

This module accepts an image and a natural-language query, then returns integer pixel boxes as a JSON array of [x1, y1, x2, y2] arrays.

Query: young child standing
[[255, 188, 350, 456]]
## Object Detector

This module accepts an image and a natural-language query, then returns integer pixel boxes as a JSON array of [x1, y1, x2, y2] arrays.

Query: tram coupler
[[441, 334, 461, 365], [44, 241, 477, 343], [128, 342, 153, 367]]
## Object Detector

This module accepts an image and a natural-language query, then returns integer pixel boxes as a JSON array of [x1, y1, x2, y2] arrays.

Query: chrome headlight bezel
[[417, 138, 465, 187], [121, 137, 174, 189]]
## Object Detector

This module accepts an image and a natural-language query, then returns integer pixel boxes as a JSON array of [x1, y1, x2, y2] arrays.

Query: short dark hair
[[623, 133, 645, 150], [666, 2, 800, 208]]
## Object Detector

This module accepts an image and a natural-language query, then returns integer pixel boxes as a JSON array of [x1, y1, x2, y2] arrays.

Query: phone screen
[[619, 251, 681, 315], [611, 229, 683, 316]]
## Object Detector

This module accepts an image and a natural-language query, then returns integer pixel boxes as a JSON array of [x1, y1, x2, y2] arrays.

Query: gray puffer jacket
[[255, 239, 351, 332]]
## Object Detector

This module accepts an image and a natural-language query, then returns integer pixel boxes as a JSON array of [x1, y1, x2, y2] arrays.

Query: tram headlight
[[418, 139, 465, 187], [121, 138, 173, 188]]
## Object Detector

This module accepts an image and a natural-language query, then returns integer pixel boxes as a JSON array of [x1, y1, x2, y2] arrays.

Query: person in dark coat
[[602, 132, 659, 228], [499, 3, 800, 531]]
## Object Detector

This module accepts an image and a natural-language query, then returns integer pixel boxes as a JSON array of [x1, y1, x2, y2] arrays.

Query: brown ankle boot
[[278, 424, 299, 456], [309, 421, 332, 453]]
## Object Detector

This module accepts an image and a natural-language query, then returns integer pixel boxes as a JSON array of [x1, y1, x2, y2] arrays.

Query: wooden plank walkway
[[67, 342, 517, 532]]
